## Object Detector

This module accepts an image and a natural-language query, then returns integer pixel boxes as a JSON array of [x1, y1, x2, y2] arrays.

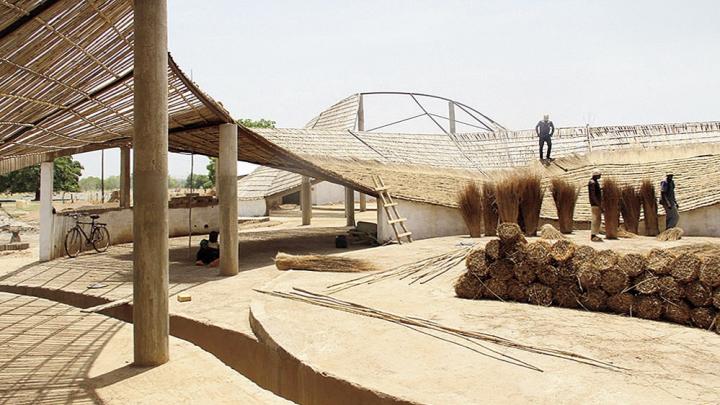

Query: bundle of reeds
[[685, 281, 712, 307], [690, 307, 716, 329], [580, 289, 608, 311], [481, 182, 499, 236], [664, 301, 691, 325], [495, 172, 522, 224], [617, 253, 647, 278], [657, 276, 685, 302], [620, 184, 641, 234], [518, 171, 544, 236], [635, 295, 662, 320], [607, 293, 634, 315], [640, 179, 659, 236], [670, 253, 701, 283], [657, 227, 684, 241], [646, 248, 675, 275], [457, 182, 484, 237], [539, 223, 566, 240], [550, 178, 579, 234], [699, 256, 720, 288], [601, 178, 621, 239], [274, 252, 377, 273]]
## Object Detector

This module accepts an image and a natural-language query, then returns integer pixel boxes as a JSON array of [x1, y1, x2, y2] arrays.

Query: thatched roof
[[238, 166, 324, 201]]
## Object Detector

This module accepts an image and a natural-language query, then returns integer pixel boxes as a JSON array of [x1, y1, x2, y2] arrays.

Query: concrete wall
[[312, 182, 358, 205], [637, 203, 720, 237], [377, 199, 467, 242], [50, 205, 219, 259], [239, 199, 268, 217]]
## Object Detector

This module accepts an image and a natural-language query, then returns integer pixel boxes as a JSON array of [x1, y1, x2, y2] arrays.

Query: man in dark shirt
[[660, 173, 679, 229], [535, 114, 555, 161], [588, 170, 603, 242]]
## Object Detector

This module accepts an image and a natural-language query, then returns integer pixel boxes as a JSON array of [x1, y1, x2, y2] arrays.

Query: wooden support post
[[345, 187, 355, 227], [301, 176, 312, 225], [357, 94, 367, 212], [39, 161, 53, 262], [133, 0, 169, 366], [120, 146, 131, 208], [448, 101, 456, 134], [586, 124, 593, 152], [218, 123, 239, 276]]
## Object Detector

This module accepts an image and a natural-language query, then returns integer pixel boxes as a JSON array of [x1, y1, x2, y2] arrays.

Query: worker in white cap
[[535, 114, 555, 161], [660, 172, 679, 229], [588, 170, 603, 242]]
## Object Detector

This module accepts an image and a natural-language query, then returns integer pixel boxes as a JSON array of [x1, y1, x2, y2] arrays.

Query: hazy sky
[[75, 0, 720, 178]]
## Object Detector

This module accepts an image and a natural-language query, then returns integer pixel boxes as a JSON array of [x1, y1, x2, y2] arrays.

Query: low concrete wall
[[50, 205, 219, 259], [637, 203, 720, 237], [312, 182, 367, 205], [377, 199, 467, 242], [239, 198, 268, 217]]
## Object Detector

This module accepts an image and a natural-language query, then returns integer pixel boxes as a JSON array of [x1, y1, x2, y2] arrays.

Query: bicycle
[[64, 212, 111, 258]]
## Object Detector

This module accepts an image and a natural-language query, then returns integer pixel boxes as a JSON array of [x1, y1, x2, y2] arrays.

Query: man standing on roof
[[536, 114, 555, 161], [660, 173, 679, 229], [588, 170, 603, 242]]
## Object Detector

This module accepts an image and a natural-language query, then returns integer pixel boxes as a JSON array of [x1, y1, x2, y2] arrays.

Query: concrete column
[[448, 101, 456, 134], [359, 193, 367, 212], [218, 123, 239, 276], [132, 0, 169, 367], [345, 187, 355, 227], [301, 175, 312, 225], [120, 146, 131, 208], [39, 161, 53, 262]]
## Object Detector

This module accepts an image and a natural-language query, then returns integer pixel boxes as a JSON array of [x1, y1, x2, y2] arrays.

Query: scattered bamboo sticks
[[255, 288, 628, 373]]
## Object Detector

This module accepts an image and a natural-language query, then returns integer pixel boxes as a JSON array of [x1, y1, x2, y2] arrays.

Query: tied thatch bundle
[[635, 295, 663, 320], [513, 262, 537, 285], [601, 178, 622, 239], [607, 293, 635, 315], [465, 248, 490, 278], [580, 289, 608, 311], [664, 301, 691, 325], [593, 250, 620, 272], [557, 261, 577, 280], [483, 278, 508, 300], [657, 227, 684, 241], [524, 241, 552, 266], [481, 182, 499, 236], [699, 256, 720, 288], [457, 182, 484, 237], [539, 224, 566, 240], [686, 281, 712, 307], [670, 253, 701, 283], [577, 262, 602, 290], [690, 307, 717, 329], [550, 240, 575, 263], [633, 272, 660, 295], [497, 222, 524, 243], [535, 264, 560, 287], [620, 184, 641, 234], [484, 239, 501, 262], [571, 245, 596, 268], [274, 253, 377, 273], [713, 290, 720, 310], [518, 171, 544, 236], [601, 268, 629, 295], [527, 283, 553, 306], [506, 279, 529, 302], [550, 178, 579, 234], [488, 259, 515, 281], [454, 272, 484, 299], [640, 179, 659, 236], [618, 253, 647, 278], [647, 248, 675, 275], [495, 173, 523, 224], [554, 281, 581, 308], [658, 276, 685, 302]]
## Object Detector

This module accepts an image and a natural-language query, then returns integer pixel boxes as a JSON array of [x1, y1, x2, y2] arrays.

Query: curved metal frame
[[358, 91, 506, 133]]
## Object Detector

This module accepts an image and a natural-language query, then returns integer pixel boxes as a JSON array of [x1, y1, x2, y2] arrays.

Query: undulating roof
[[237, 166, 323, 201]]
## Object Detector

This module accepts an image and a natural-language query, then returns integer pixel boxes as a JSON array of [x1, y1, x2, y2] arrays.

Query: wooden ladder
[[372, 175, 412, 244]]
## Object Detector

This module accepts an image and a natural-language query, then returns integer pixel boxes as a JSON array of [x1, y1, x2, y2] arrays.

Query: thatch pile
[[539, 224, 566, 240], [640, 179, 659, 236], [601, 178, 621, 239], [550, 178, 578, 234], [274, 253, 377, 272], [457, 182, 484, 237], [657, 227, 684, 241], [455, 234, 720, 334], [620, 184, 641, 234], [481, 182, 499, 236]]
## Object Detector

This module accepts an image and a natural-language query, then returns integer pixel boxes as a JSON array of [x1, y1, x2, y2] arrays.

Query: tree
[[204, 118, 275, 189], [185, 174, 210, 190], [0, 156, 83, 200], [79, 176, 101, 191], [167, 176, 183, 189]]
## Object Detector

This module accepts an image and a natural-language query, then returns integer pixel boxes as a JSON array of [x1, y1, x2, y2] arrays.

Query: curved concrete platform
[[250, 259, 720, 404]]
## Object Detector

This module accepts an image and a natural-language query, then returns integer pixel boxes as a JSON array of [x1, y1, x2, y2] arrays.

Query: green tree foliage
[[167, 176, 183, 189], [204, 118, 275, 189], [185, 174, 210, 190], [79, 176, 101, 191], [0, 156, 83, 200]]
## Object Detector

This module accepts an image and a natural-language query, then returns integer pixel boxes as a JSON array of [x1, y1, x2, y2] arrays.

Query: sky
[[74, 0, 720, 179]]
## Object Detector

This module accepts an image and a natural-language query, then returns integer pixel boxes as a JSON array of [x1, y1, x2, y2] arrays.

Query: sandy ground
[[0, 292, 290, 405], [253, 232, 720, 404], [2, 208, 720, 404]]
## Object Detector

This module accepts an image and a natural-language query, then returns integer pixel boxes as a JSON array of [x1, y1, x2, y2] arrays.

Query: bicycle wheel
[[91, 226, 110, 253], [65, 227, 83, 258]]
